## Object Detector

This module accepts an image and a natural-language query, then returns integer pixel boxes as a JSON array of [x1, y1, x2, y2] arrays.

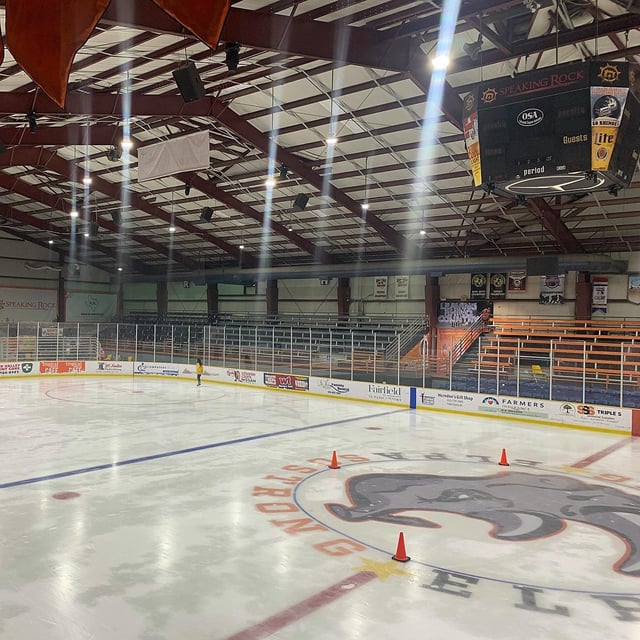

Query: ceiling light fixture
[[264, 176, 277, 188], [48, 239, 54, 245], [121, 138, 133, 151], [239, 243, 245, 250], [70, 209, 79, 218], [82, 176, 92, 186], [431, 54, 450, 70], [325, 136, 338, 146], [169, 225, 176, 233]]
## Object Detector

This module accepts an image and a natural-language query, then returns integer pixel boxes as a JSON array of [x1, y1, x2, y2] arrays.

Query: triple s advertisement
[[0, 358, 635, 433]]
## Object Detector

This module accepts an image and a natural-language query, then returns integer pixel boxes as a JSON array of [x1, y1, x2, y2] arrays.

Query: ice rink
[[1, 375, 639, 639]]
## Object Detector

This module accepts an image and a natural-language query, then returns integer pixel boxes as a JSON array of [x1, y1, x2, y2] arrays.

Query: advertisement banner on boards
[[0, 362, 34, 376], [134, 362, 180, 376], [85, 361, 133, 375], [264, 373, 309, 391], [39, 361, 86, 374], [416, 388, 631, 433]]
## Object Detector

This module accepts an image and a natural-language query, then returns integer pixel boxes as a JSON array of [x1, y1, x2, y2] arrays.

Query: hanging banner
[[374, 276, 388, 299], [138, 131, 210, 182], [470, 273, 487, 300], [489, 273, 507, 299], [628, 273, 640, 304], [508, 270, 527, 292], [539, 275, 565, 305], [627, 273, 640, 304], [592, 276, 608, 314], [462, 91, 483, 187], [591, 84, 628, 172], [437, 301, 493, 328], [65, 292, 117, 322], [395, 275, 409, 300], [0, 286, 57, 322]]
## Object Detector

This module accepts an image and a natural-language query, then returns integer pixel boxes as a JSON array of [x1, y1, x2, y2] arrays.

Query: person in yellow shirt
[[195, 358, 203, 386]]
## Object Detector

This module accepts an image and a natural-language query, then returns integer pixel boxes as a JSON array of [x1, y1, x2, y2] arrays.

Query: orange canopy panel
[[6, 0, 111, 107], [4, 0, 230, 108], [153, 0, 231, 50]]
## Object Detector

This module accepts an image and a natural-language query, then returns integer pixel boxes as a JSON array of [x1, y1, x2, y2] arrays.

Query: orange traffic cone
[[392, 531, 410, 562], [328, 451, 340, 469], [498, 448, 510, 466]]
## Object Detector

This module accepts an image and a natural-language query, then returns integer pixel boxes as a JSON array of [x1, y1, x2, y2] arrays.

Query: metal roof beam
[[0, 200, 155, 275], [0, 172, 198, 272], [183, 173, 332, 264], [97, 0, 415, 73], [526, 198, 585, 254], [0, 93, 412, 253], [0, 147, 256, 267]]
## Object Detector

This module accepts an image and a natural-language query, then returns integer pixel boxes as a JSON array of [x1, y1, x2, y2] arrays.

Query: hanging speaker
[[89, 222, 99, 237], [293, 193, 309, 211], [172, 61, 205, 103], [111, 211, 121, 226], [200, 206, 213, 222], [0, 139, 6, 156]]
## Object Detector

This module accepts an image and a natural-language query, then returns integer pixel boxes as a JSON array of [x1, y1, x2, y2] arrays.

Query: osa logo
[[517, 108, 544, 127]]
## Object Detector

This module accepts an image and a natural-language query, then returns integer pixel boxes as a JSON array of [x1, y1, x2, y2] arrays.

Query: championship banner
[[470, 273, 487, 300], [395, 275, 409, 300], [508, 270, 527, 292], [539, 275, 565, 305], [628, 273, 640, 304], [374, 276, 388, 299], [489, 273, 507, 299], [592, 276, 608, 314]]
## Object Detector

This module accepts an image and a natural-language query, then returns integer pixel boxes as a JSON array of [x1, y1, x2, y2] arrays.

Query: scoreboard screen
[[478, 89, 591, 183], [464, 60, 640, 196]]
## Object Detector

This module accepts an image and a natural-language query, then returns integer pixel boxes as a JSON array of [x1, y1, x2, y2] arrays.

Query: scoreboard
[[463, 61, 640, 197]]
